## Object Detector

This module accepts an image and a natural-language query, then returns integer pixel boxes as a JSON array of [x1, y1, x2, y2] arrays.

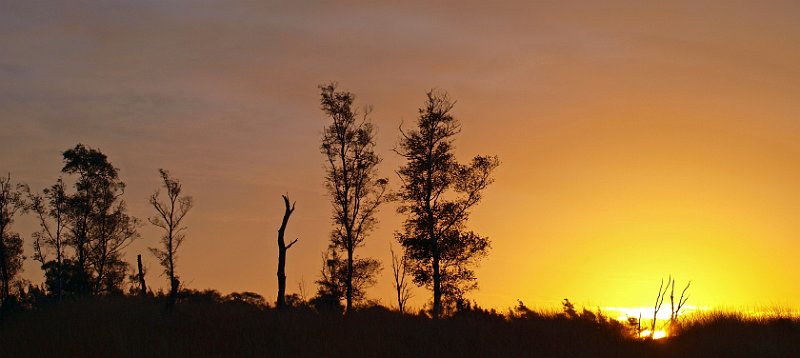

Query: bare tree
[[0, 174, 27, 310], [27, 178, 68, 298], [669, 277, 690, 322], [390, 244, 412, 314], [651, 276, 668, 336], [650, 275, 690, 336], [276, 195, 298, 309], [395, 90, 499, 319], [319, 83, 388, 313], [149, 169, 193, 309]]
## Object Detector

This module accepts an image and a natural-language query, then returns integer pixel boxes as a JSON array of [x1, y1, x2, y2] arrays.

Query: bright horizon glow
[[605, 305, 702, 322], [639, 330, 668, 340]]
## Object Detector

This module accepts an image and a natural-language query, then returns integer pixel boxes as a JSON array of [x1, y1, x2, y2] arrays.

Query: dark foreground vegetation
[[1, 295, 799, 357], [668, 311, 800, 357]]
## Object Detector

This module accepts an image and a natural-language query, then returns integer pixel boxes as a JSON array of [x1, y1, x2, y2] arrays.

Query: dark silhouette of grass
[[657, 311, 800, 357], [0, 296, 798, 357]]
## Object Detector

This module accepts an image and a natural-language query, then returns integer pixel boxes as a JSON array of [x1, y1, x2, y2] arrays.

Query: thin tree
[[149, 169, 193, 308], [650, 275, 691, 336], [0, 174, 27, 310], [669, 277, 690, 323], [319, 83, 388, 312], [136, 254, 147, 298], [390, 244, 412, 314], [651, 276, 669, 337], [276, 195, 298, 309], [27, 178, 68, 299], [395, 90, 499, 319]]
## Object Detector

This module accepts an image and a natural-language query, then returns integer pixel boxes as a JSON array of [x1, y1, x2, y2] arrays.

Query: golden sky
[[2, 0, 800, 310]]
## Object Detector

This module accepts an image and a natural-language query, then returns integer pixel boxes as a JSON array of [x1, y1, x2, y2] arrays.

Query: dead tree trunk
[[391, 245, 412, 314], [651, 276, 669, 336], [276, 195, 298, 309], [648, 275, 692, 337], [137, 254, 147, 298], [167, 277, 180, 309], [669, 279, 691, 322]]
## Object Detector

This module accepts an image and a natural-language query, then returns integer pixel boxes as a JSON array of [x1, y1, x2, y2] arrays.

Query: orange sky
[[2, 0, 800, 311]]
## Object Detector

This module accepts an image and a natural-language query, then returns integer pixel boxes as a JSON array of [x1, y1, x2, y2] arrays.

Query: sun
[[639, 330, 668, 340]]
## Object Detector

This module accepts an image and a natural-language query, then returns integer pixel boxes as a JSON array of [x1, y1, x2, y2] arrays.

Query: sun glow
[[639, 330, 668, 340], [606, 306, 702, 323]]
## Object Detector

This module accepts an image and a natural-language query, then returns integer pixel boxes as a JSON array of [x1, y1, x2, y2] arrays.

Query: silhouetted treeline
[[1, 84, 504, 320], [1, 144, 197, 314], [22, 144, 140, 298]]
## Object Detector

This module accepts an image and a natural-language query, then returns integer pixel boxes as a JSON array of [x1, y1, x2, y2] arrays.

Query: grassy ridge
[[0, 297, 798, 357], [663, 311, 800, 357]]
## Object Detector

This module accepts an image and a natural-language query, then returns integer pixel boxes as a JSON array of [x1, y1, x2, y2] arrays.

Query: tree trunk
[[396, 286, 403, 314], [55, 249, 64, 300], [167, 241, 177, 309], [432, 249, 441, 319], [276, 195, 296, 310], [167, 277, 179, 309], [425, 130, 441, 319], [137, 254, 147, 298], [167, 224, 176, 305], [429, 212, 441, 319], [346, 248, 354, 312], [277, 247, 287, 308], [427, 177, 440, 319]]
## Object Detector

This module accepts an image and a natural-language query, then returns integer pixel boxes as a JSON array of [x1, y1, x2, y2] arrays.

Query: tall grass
[[1, 296, 798, 357], [661, 310, 800, 357], [0, 296, 651, 357]]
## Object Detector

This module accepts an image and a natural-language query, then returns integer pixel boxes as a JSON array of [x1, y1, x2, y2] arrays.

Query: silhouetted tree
[[654, 275, 692, 332], [319, 83, 388, 313], [669, 277, 690, 323], [41, 259, 82, 296], [0, 174, 27, 310], [311, 252, 345, 313], [650, 275, 691, 337], [136, 254, 147, 298], [100, 257, 129, 295], [313, 249, 381, 311], [276, 195, 298, 309], [224, 291, 267, 308], [395, 90, 499, 318], [149, 169, 193, 309], [61, 144, 139, 295], [390, 244, 412, 314], [27, 178, 68, 299]]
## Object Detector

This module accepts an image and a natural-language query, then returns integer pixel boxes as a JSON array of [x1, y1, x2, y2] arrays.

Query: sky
[[2, 0, 800, 311]]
